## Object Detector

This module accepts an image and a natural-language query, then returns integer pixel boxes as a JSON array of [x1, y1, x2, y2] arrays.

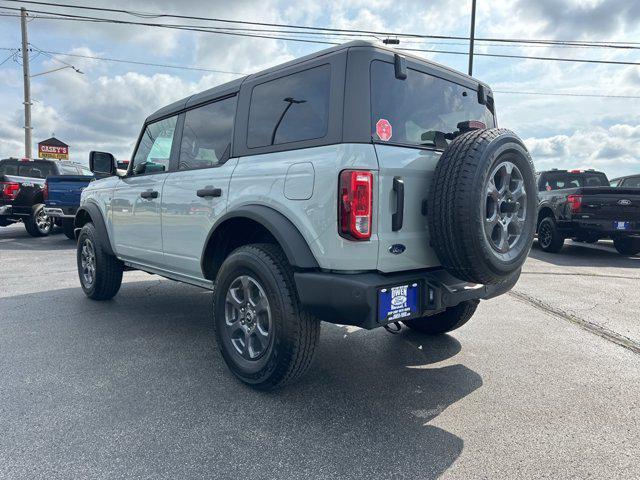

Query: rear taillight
[[567, 194, 582, 213], [339, 170, 373, 240], [42, 183, 48, 201], [1, 182, 20, 201]]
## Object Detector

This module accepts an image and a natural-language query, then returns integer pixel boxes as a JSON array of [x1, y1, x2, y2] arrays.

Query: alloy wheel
[[224, 275, 272, 360], [80, 239, 96, 287]]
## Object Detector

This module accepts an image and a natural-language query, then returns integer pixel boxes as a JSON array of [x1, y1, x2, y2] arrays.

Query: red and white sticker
[[376, 118, 392, 141]]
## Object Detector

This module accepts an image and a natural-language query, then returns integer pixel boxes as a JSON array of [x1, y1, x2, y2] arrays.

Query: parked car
[[537, 169, 640, 255], [44, 165, 93, 239], [610, 174, 640, 188], [0, 158, 87, 236], [75, 40, 537, 389]]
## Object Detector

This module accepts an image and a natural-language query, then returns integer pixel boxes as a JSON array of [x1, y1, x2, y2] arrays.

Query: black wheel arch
[[74, 202, 116, 256], [537, 205, 555, 232], [201, 205, 319, 281]]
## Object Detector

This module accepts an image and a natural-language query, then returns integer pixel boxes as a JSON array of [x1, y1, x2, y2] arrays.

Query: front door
[[111, 115, 178, 267], [161, 96, 237, 278]]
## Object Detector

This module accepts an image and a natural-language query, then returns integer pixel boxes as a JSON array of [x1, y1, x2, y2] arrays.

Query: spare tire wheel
[[428, 128, 536, 285]]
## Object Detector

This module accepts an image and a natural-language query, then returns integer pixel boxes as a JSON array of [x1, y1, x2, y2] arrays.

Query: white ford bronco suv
[[76, 41, 536, 389]]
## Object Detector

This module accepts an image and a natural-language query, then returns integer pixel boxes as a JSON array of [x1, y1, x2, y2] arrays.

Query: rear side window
[[370, 60, 495, 149], [247, 64, 331, 148], [179, 96, 236, 170], [0, 161, 18, 175], [0, 160, 55, 178]]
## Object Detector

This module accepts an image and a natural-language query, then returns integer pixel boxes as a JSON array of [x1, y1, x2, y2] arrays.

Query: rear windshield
[[540, 172, 609, 191], [621, 177, 640, 188], [0, 160, 56, 178], [370, 60, 495, 149]]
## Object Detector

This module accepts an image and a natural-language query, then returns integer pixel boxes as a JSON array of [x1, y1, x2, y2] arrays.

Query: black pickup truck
[[0, 158, 88, 237], [536, 169, 640, 255]]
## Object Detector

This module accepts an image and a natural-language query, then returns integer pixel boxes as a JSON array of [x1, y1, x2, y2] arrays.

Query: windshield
[[370, 60, 495, 149], [540, 172, 609, 191]]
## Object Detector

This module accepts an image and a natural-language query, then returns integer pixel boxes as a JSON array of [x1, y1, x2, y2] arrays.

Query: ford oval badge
[[389, 244, 406, 255]]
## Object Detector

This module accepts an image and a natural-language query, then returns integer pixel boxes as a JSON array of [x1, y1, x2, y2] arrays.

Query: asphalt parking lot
[[1, 222, 638, 479]]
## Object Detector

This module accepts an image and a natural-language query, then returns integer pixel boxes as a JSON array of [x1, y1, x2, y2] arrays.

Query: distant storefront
[[38, 137, 69, 160]]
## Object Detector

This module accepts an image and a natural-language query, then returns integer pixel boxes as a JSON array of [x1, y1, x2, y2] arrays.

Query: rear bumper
[[0, 205, 12, 216], [294, 268, 519, 330], [44, 206, 76, 218], [560, 219, 640, 237]]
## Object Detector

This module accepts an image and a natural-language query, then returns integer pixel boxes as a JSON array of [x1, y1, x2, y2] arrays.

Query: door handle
[[140, 190, 158, 199], [392, 176, 404, 231], [197, 187, 222, 198]]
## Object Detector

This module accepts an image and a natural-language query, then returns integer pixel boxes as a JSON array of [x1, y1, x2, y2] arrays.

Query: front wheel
[[213, 243, 320, 390], [403, 300, 479, 335], [613, 237, 640, 256], [537, 217, 565, 253], [77, 223, 123, 300], [24, 204, 52, 237]]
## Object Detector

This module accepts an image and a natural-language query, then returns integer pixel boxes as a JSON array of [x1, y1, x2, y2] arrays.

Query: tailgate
[[46, 175, 92, 207], [375, 144, 441, 272], [579, 188, 640, 221], [3, 174, 45, 210]]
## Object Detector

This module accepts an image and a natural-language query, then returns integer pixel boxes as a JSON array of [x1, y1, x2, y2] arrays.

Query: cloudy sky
[[0, 0, 639, 177]]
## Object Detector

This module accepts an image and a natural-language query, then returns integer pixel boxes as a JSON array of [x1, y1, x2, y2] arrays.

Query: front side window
[[371, 60, 495, 149], [179, 96, 237, 170], [247, 64, 331, 148], [132, 116, 178, 175]]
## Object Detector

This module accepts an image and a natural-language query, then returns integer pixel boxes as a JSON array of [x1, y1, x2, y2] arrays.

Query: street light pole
[[468, 0, 477, 76], [20, 7, 33, 159]]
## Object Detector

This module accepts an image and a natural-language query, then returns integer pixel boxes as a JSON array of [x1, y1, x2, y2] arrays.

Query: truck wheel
[[62, 218, 76, 240], [428, 128, 536, 285], [403, 300, 479, 335], [538, 217, 565, 253], [613, 237, 640, 256], [24, 204, 52, 237], [213, 243, 320, 390], [77, 223, 123, 300]]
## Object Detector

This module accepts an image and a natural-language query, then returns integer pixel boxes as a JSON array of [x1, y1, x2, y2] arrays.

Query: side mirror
[[89, 151, 116, 176]]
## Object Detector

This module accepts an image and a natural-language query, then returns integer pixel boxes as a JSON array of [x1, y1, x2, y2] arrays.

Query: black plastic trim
[[200, 205, 319, 274], [74, 202, 115, 256]]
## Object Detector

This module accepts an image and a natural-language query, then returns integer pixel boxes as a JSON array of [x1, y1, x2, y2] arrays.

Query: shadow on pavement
[[0, 224, 75, 251], [0, 279, 481, 479], [529, 240, 639, 268]]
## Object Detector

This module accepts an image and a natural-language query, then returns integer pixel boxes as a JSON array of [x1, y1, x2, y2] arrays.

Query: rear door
[[370, 59, 496, 272], [161, 95, 238, 279], [111, 115, 178, 266]]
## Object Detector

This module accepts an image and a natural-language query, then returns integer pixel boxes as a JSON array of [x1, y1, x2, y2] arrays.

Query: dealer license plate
[[614, 221, 631, 230], [378, 282, 420, 323]]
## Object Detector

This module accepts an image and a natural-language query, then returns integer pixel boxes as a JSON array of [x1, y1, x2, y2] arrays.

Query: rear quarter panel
[[228, 144, 380, 271]]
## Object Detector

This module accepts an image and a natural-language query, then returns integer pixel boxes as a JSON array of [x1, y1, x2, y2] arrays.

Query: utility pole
[[468, 0, 477, 76], [20, 7, 33, 159]]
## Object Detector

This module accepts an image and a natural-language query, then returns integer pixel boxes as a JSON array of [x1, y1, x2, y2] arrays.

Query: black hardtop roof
[[145, 40, 489, 124]]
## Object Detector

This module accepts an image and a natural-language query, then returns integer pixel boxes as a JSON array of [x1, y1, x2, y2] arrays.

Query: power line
[[494, 90, 640, 99], [3, 6, 640, 67], [2, 0, 640, 50], [5, 45, 640, 100]]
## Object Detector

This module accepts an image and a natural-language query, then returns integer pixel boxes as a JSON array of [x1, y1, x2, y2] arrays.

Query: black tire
[[77, 223, 123, 300], [537, 216, 565, 253], [613, 237, 640, 256], [24, 204, 52, 237], [428, 128, 536, 285], [62, 218, 76, 240], [212, 243, 320, 390], [403, 300, 479, 335]]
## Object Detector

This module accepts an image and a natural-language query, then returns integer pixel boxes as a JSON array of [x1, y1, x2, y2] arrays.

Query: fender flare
[[74, 202, 116, 256], [201, 205, 319, 274]]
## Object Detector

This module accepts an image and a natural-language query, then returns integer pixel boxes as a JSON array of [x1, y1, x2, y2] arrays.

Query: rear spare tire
[[428, 128, 536, 285]]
